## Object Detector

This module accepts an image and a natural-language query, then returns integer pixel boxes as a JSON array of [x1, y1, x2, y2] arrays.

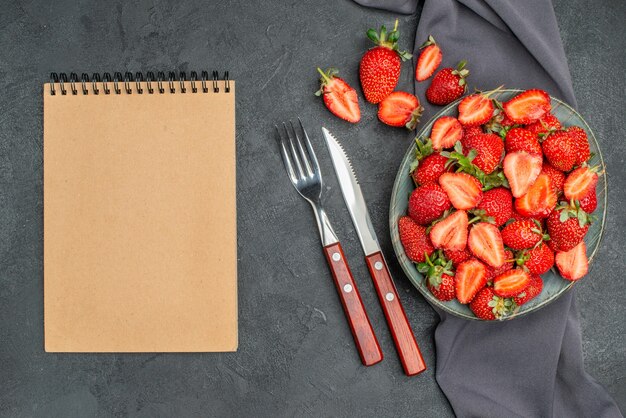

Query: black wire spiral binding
[[49, 71, 231, 95]]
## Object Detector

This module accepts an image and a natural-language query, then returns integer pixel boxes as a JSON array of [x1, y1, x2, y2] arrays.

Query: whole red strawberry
[[541, 162, 566, 195], [398, 216, 434, 263], [462, 132, 504, 174], [426, 61, 469, 106], [546, 203, 591, 252], [359, 20, 412, 104], [566, 126, 591, 165], [470, 287, 514, 320], [520, 243, 554, 275], [501, 219, 544, 250], [542, 130, 578, 172], [579, 187, 597, 213], [526, 113, 561, 136], [463, 126, 483, 142], [410, 138, 450, 185], [413, 153, 449, 185], [505, 127, 542, 155], [513, 275, 543, 306], [408, 183, 452, 225], [417, 252, 456, 301], [475, 187, 513, 227], [443, 248, 472, 267]]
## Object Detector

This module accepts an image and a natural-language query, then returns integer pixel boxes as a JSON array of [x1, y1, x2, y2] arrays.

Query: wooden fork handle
[[323, 242, 383, 366], [365, 251, 426, 376]]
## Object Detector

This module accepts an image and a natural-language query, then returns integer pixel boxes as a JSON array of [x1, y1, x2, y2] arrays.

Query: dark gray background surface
[[0, 0, 624, 416]]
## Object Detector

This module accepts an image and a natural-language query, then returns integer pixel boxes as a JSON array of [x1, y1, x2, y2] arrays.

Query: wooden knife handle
[[365, 251, 426, 376], [323, 242, 383, 366]]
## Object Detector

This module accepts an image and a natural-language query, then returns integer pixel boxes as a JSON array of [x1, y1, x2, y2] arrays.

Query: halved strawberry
[[430, 116, 463, 150], [502, 89, 551, 124], [457, 93, 494, 126], [439, 172, 483, 210], [378, 91, 423, 130], [503, 151, 543, 198], [563, 166, 599, 201], [429, 210, 468, 251], [415, 35, 442, 82], [555, 241, 588, 281], [315, 68, 361, 123], [467, 222, 506, 267], [493, 269, 531, 297], [513, 274, 543, 306], [514, 173, 557, 219], [455, 258, 488, 304]]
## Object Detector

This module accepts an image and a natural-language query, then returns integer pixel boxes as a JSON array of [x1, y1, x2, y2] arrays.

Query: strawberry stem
[[317, 67, 331, 84]]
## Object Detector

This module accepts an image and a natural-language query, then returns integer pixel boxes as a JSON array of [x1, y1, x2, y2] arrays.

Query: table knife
[[322, 127, 427, 376]]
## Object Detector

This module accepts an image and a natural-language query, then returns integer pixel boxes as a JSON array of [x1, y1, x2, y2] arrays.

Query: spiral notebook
[[43, 71, 237, 352]]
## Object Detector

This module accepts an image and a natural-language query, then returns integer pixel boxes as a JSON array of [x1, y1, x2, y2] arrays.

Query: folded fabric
[[354, 0, 622, 416]]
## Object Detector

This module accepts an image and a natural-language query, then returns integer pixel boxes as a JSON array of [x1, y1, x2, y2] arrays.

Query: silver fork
[[275, 120, 383, 367]]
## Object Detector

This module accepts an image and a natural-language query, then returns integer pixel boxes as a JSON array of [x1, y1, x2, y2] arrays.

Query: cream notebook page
[[43, 76, 237, 352]]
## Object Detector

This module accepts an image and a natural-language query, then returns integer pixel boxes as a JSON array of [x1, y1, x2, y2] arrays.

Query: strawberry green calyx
[[414, 137, 434, 161], [314, 67, 338, 96], [366, 19, 413, 61], [488, 294, 517, 319], [406, 105, 424, 131], [441, 141, 509, 191], [452, 60, 469, 88], [419, 35, 438, 49], [557, 200, 594, 227], [417, 251, 453, 288]]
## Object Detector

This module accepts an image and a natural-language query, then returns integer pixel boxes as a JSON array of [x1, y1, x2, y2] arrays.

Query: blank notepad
[[43, 72, 237, 352]]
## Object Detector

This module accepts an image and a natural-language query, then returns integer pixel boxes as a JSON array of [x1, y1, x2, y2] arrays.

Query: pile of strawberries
[[398, 88, 600, 320]]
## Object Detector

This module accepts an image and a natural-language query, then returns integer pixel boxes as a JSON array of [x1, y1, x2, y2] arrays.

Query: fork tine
[[275, 125, 298, 183], [298, 118, 321, 177], [290, 121, 313, 177], [283, 122, 305, 179]]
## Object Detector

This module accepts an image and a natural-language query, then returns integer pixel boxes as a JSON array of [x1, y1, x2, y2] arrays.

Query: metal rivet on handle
[[374, 261, 383, 271], [332, 252, 341, 262], [343, 284, 353, 293], [385, 292, 394, 301]]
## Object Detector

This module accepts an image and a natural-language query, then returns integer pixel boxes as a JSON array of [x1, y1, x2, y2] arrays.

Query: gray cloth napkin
[[354, 0, 623, 416]]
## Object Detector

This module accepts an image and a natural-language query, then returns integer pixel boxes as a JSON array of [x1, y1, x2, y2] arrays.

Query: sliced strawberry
[[455, 258, 488, 304], [493, 269, 531, 298], [457, 94, 494, 126], [514, 173, 557, 218], [439, 172, 483, 210], [429, 210, 469, 251], [502, 89, 551, 124], [378, 91, 423, 130], [316, 68, 361, 123], [415, 35, 442, 82], [563, 166, 599, 201], [468, 222, 506, 268], [430, 116, 463, 150], [555, 241, 588, 281], [503, 151, 543, 198]]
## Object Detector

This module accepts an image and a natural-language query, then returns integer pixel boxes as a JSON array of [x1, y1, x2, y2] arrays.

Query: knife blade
[[322, 127, 426, 376]]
